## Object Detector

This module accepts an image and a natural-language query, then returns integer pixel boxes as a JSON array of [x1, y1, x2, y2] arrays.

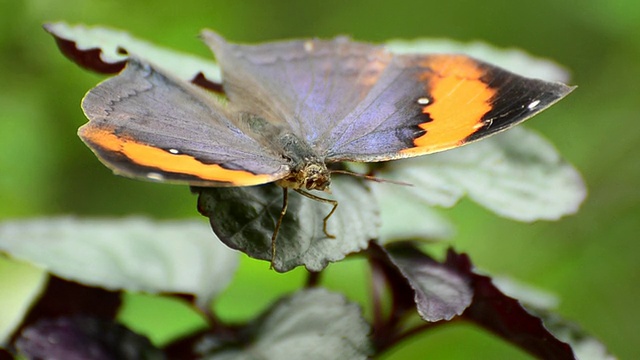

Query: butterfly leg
[[271, 187, 289, 269], [294, 189, 338, 239]]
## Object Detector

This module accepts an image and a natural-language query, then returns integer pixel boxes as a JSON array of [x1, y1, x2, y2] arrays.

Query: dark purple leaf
[[15, 316, 164, 360], [386, 243, 473, 322], [445, 250, 576, 360], [11, 276, 121, 344], [43, 23, 126, 74], [43, 22, 223, 93], [367, 242, 429, 318], [532, 310, 615, 360], [163, 330, 214, 360], [191, 72, 224, 93], [366, 242, 421, 350], [0, 349, 14, 360]]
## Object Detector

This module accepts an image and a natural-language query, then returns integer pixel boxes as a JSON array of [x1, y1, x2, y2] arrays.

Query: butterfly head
[[276, 160, 331, 192]]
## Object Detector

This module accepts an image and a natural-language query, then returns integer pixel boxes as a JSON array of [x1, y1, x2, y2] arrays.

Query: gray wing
[[202, 31, 572, 163], [80, 60, 289, 186], [201, 30, 394, 151], [322, 54, 574, 161]]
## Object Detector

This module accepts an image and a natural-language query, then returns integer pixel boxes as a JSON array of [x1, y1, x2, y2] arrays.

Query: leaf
[[386, 38, 571, 83], [0, 349, 12, 360], [0, 260, 47, 346], [380, 127, 586, 222], [196, 176, 379, 272], [14, 316, 164, 360], [385, 244, 472, 322], [534, 310, 618, 360], [0, 217, 239, 308], [11, 276, 122, 347], [44, 22, 570, 87], [373, 182, 455, 244], [45, 22, 573, 96], [492, 276, 560, 310], [492, 277, 616, 360], [444, 250, 576, 359], [200, 288, 372, 360], [43, 22, 222, 91]]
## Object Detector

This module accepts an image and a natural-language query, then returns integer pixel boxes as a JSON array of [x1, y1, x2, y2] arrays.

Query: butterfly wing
[[80, 60, 290, 186], [324, 54, 575, 161], [202, 31, 573, 163], [201, 30, 393, 146]]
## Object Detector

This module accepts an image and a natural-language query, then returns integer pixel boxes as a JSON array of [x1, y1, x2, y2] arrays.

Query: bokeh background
[[1, 0, 638, 358]]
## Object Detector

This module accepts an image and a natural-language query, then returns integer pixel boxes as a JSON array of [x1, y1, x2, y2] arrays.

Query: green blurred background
[[1, 0, 639, 358]]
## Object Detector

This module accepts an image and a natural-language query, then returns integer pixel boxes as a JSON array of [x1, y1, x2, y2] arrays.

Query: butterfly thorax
[[241, 113, 331, 191], [273, 133, 331, 192]]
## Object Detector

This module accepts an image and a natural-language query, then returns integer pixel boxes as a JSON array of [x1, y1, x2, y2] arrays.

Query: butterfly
[[78, 30, 574, 265]]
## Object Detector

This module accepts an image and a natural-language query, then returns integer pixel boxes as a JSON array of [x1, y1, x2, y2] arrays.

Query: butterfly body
[[225, 110, 332, 192]]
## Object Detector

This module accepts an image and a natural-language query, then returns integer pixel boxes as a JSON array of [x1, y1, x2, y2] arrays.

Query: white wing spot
[[168, 148, 180, 154], [417, 97, 430, 105], [147, 172, 165, 181], [528, 100, 541, 110], [481, 118, 494, 129], [304, 41, 314, 52]]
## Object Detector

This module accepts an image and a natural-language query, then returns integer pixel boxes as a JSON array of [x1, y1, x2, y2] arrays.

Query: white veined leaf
[[202, 288, 372, 360], [0, 217, 239, 308], [373, 182, 455, 243], [386, 38, 571, 82], [0, 260, 47, 345], [44, 22, 221, 83], [382, 127, 586, 222]]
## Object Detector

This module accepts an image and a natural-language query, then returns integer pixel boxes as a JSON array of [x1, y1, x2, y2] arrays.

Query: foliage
[[0, 23, 614, 360]]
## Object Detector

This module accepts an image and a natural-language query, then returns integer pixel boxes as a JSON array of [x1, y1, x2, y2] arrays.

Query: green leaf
[[197, 176, 378, 272], [201, 288, 372, 360], [379, 127, 586, 222], [0, 217, 238, 308], [0, 259, 47, 345], [43, 22, 221, 83]]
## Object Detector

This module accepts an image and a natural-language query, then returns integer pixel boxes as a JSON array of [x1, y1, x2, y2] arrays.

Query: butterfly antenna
[[330, 169, 413, 187]]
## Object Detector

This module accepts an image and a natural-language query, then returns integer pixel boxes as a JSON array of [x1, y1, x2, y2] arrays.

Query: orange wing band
[[401, 56, 495, 155], [80, 126, 276, 186]]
